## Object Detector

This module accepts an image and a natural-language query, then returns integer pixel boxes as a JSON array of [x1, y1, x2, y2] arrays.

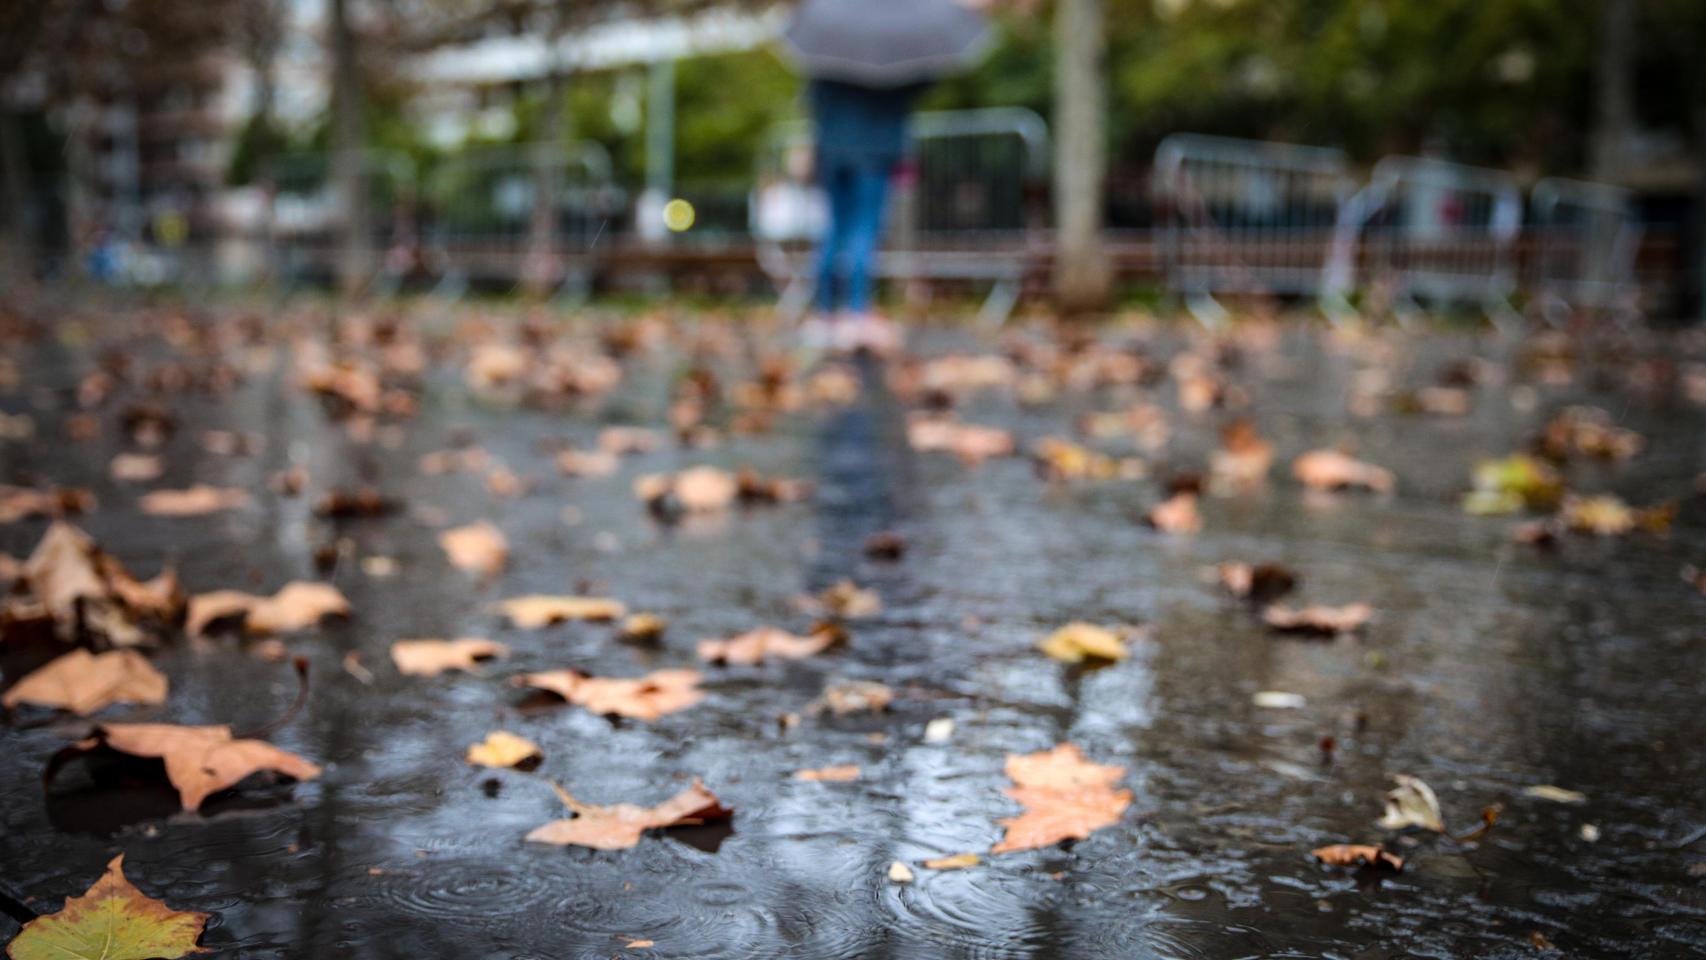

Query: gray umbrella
[[782, 0, 992, 88]]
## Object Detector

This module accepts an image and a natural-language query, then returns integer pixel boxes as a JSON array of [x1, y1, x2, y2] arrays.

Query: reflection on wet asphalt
[[3, 313, 1706, 959]]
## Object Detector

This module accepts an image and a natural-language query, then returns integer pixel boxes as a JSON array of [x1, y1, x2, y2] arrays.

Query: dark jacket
[[809, 79, 927, 168]]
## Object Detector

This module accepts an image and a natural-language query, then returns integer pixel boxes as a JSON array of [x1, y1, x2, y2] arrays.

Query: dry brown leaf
[[634, 466, 739, 513], [906, 417, 1016, 464], [809, 680, 894, 716], [598, 426, 661, 455], [556, 448, 619, 477], [1377, 774, 1445, 832], [1292, 449, 1395, 494], [1214, 561, 1297, 604], [1263, 602, 1373, 636], [60, 722, 321, 810], [391, 638, 510, 676], [514, 668, 704, 721], [14, 522, 182, 644], [313, 487, 399, 518], [0, 485, 95, 524], [618, 613, 668, 642], [698, 624, 842, 665], [1311, 844, 1403, 871], [185, 582, 350, 636], [466, 730, 542, 769], [109, 453, 164, 482], [138, 485, 249, 517], [4, 854, 209, 960], [991, 743, 1131, 853], [499, 595, 627, 628], [439, 522, 508, 576], [1144, 492, 1202, 533], [1038, 622, 1129, 663], [815, 580, 881, 618], [1210, 419, 1274, 487], [526, 779, 730, 849], [2, 649, 168, 715], [793, 764, 861, 782]]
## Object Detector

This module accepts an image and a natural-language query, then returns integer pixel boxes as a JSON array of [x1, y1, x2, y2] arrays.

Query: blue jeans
[[814, 160, 892, 314]]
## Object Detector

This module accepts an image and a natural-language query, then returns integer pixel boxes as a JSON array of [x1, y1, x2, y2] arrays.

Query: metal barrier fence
[[267, 149, 418, 293], [753, 107, 1049, 325], [1529, 177, 1642, 326], [1327, 156, 1525, 327], [420, 141, 622, 298], [1153, 133, 1355, 326]]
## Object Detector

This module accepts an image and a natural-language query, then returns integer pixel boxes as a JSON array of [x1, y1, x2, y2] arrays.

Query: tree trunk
[[0, 110, 32, 285], [330, 0, 369, 298], [523, 21, 567, 299], [1590, 0, 1635, 182], [1051, 0, 1111, 315]]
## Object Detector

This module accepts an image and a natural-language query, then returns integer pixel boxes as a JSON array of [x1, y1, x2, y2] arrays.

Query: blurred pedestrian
[[784, 0, 992, 353]]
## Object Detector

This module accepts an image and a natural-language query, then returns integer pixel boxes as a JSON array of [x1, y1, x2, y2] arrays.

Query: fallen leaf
[[499, 595, 627, 628], [138, 485, 249, 517], [887, 861, 915, 883], [907, 417, 1016, 464], [626, 940, 655, 950], [634, 466, 738, 513], [109, 453, 164, 482], [526, 779, 730, 849], [599, 426, 661, 455], [13, 522, 182, 644], [439, 522, 508, 576], [514, 668, 704, 721], [1252, 690, 1306, 709], [1038, 622, 1129, 663], [1377, 774, 1445, 832], [793, 764, 860, 782], [418, 447, 488, 475], [391, 638, 510, 676], [342, 650, 374, 684], [2, 649, 167, 715], [1462, 454, 1562, 515], [863, 531, 907, 560], [618, 613, 668, 642], [815, 580, 881, 618], [923, 853, 982, 870], [698, 624, 843, 665], [1311, 844, 1403, 871], [991, 743, 1132, 853], [1214, 561, 1297, 604], [4, 854, 209, 960], [186, 582, 350, 636], [810, 679, 894, 715], [556, 448, 619, 477], [1031, 437, 1143, 482], [1558, 494, 1672, 536], [0, 485, 94, 524], [1263, 602, 1373, 636], [1144, 492, 1202, 533], [1529, 930, 1559, 952], [57, 722, 321, 810], [1210, 419, 1273, 488], [313, 487, 399, 518], [466, 731, 542, 769], [1540, 405, 1643, 461], [1292, 449, 1394, 494], [1523, 784, 1587, 804]]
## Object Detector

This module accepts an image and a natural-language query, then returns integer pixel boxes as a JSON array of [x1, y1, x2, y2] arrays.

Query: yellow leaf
[[7, 855, 208, 960], [466, 731, 542, 769], [1038, 622, 1128, 663], [1524, 784, 1587, 804]]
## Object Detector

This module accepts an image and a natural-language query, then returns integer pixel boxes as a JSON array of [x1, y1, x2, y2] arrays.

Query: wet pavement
[[3, 304, 1706, 959]]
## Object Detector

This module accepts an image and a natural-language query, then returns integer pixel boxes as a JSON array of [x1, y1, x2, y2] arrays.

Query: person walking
[[801, 79, 923, 351], [783, 0, 992, 353]]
